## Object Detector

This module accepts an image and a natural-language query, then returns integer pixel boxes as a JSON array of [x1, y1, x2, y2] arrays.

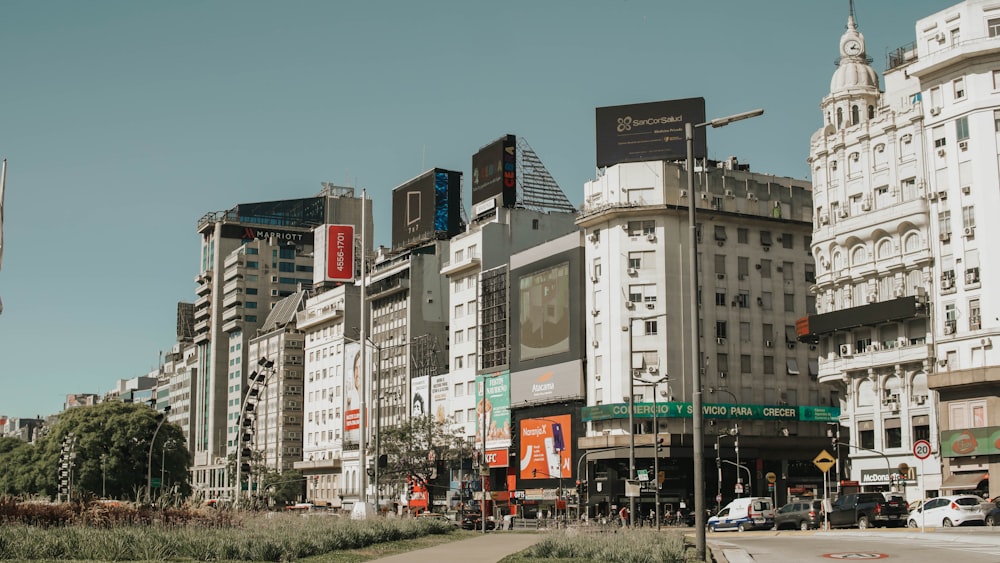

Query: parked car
[[774, 499, 824, 530], [828, 492, 907, 529], [907, 495, 985, 528], [460, 515, 496, 531], [707, 497, 775, 532], [985, 501, 1000, 526]]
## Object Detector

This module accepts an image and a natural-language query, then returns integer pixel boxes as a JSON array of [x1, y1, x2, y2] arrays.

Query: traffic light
[[656, 437, 664, 453], [576, 480, 582, 495]]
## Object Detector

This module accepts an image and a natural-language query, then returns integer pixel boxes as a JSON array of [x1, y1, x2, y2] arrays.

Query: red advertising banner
[[518, 415, 571, 480], [326, 225, 354, 281], [485, 449, 509, 468]]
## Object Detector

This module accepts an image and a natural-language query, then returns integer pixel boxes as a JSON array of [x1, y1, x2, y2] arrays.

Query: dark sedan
[[460, 516, 496, 531]]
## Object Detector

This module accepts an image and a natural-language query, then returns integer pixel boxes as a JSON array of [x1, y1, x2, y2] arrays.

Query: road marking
[[822, 554, 889, 559]]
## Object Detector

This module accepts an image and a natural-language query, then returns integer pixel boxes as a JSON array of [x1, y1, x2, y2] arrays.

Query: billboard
[[476, 371, 511, 450], [313, 224, 355, 284], [390, 168, 463, 248], [220, 224, 314, 245], [471, 134, 517, 208], [431, 374, 450, 425], [518, 261, 570, 361], [595, 97, 707, 168], [519, 414, 572, 481], [411, 375, 429, 418], [510, 359, 584, 405], [343, 341, 373, 446]]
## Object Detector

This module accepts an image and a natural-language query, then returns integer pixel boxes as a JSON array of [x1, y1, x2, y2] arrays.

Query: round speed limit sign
[[913, 439, 932, 460]]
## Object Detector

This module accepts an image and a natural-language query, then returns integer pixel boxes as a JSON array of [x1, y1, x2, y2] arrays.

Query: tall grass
[[0, 513, 455, 561], [508, 529, 695, 563]]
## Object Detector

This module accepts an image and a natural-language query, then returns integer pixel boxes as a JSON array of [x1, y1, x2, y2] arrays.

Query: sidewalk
[[370, 531, 543, 563]]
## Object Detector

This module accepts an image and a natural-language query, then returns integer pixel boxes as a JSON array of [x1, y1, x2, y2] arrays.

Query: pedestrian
[[618, 505, 629, 528]]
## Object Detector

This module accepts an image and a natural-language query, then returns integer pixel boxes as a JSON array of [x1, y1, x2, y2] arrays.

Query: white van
[[707, 497, 775, 532]]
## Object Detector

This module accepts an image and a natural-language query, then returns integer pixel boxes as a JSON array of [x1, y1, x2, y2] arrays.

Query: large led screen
[[518, 262, 570, 361], [595, 97, 707, 168], [471, 134, 516, 207], [391, 168, 463, 248], [518, 414, 572, 481]]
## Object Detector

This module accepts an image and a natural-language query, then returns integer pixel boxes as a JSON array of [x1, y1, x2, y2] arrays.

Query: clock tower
[[822, 1, 880, 132]]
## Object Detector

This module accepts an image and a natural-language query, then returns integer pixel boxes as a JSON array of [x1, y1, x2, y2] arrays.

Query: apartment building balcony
[[908, 36, 1000, 79], [222, 292, 242, 309], [195, 273, 212, 296], [194, 298, 211, 321], [193, 330, 210, 345], [223, 264, 245, 282], [194, 318, 211, 334], [440, 254, 481, 277], [296, 303, 344, 331], [366, 276, 409, 300], [222, 317, 243, 333]]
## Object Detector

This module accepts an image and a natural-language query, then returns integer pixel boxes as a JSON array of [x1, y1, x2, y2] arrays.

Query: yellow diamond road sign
[[813, 450, 836, 473]]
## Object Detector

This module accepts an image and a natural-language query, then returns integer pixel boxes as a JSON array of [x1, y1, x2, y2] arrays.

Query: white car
[[907, 495, 985, 528]]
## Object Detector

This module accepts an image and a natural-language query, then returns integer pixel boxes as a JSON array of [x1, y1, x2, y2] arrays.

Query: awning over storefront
[[939, 472, 988, 490]]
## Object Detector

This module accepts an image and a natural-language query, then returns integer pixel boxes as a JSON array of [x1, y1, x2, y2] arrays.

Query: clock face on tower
[[844, 39, 862, 56]]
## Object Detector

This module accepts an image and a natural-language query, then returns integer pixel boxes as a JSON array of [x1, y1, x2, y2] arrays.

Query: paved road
[[370, 531, 544, 563]]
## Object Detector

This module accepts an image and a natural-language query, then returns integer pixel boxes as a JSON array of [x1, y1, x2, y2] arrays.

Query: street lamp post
[[235, 356, 275, 508], [625, 313, 667, 527], [146, 405, 171, 500], [633, 375, 668, 530], [687, 108, 763, 561]]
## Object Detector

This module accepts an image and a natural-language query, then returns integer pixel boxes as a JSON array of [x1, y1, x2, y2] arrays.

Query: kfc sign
[[485, 449, 509, 468]]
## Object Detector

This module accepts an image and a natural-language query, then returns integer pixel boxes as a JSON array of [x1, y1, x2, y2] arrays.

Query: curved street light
[[147, 405, 171, 500], [234, 356, 276, 509], [633, 374, 668, 530], [687, 108, 763, 561]]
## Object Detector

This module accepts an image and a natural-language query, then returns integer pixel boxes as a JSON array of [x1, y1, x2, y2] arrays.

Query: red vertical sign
[[326, 225, 354, 282]]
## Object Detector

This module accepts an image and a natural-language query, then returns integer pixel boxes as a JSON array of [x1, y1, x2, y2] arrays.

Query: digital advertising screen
[[391, 168, 463, 248], [518, 414, 572, 481], [471, 134, 516, 207], [518, 261, 570, 361]]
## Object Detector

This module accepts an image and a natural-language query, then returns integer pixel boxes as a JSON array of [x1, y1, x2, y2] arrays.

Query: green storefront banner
[[580, 402, 840, 422], [940, 425, 1000, 457]]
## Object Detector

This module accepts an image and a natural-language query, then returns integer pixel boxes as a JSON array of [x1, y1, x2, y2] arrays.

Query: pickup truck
[[827, 493, 908, 529]]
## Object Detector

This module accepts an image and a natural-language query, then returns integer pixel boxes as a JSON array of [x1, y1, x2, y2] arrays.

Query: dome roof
[[830, 60, 880, 92]]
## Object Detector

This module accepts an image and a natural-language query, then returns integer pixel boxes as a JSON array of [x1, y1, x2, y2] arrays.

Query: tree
[[263, 469, 306, 506], [0, 402, 192, 501], [377, 415, 473, 511]]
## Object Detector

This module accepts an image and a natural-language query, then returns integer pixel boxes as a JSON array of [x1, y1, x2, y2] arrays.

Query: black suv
[[774, 499, 823, 530]]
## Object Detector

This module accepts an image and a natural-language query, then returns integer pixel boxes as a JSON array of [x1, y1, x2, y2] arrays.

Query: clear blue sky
[[0, 1, 949, 419]]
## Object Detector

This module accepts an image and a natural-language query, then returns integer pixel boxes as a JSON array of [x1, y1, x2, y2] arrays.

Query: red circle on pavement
[[823, 554, 889, 559]]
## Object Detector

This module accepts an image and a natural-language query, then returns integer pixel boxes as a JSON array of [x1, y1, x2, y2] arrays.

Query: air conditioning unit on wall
[[839, 344, 853, 356]]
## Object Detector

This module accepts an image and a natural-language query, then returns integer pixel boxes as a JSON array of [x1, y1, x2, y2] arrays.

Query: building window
[[969, 298, 981, 330], [740, 354, 751, 373], [781, 233, 793, 249], [715, 321, 727, 339], [716, 292, 727, 306], [760, 259, 771, 278], [763, 355, 774, 375], [644, 320, 658, 335], [784, 293, 795, 313], [885, 418, 902, 449], [933, 126, 946, 148], [956, 116, 970, 141], [962, 205, 976, 230], [627, 220, 655, 236], [953, 77, 965, 100], [714, 225, 727, 241], [737, 228, 749, 244], [859, 421, 875, 450], [912, 415, 930, 442], [939, 210, 952, 238]]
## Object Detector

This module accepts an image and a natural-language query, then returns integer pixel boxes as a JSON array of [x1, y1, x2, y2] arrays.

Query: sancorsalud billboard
[[580, 402, 840, 422], [595, 97, 707, 168]]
